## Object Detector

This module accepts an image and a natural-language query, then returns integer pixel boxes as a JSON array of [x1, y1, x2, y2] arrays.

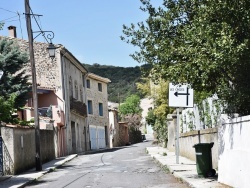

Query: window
[[98, 83, 102, 92], [80, 88, 83, 102], [99, 103, 103, 116], [87, 100, 93, 114], [74, 81, 78, 100], [86, 79, 90, 89], [82, 75, 85, 87], [69, 76, 73, 98]]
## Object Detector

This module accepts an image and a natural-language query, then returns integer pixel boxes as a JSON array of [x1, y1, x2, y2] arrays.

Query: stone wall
[[118, 123, 129, 146], [0, 36, 62, 90], [1, 127, 55, 175]]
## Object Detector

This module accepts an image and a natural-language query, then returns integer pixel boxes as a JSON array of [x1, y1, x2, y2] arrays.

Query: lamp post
[[25, 0, 56, 171]]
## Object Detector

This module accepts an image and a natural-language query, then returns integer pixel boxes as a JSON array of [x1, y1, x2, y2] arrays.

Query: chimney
[[8, 26, 17, 38]]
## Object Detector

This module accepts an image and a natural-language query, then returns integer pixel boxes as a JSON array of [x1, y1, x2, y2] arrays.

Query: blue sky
[[0, 0, 162, 67]]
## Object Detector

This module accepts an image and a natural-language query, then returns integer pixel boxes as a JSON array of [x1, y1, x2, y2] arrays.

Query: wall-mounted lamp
[[47, 43, 56, 59]]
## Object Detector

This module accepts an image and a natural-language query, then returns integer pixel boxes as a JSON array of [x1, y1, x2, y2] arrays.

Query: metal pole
[[176, 108, 180, 164], [25, 0, 42, 171]]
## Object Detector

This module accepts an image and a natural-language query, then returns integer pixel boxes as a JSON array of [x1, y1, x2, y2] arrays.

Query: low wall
[[167, 112, 218, 169], [1, 126, 55, 175], [218, 115, 250, 188], [179, 128, 218, 169], [167, 114, 175, 152]]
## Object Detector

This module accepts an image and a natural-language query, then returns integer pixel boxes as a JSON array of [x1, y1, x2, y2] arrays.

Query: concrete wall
[[167, 113, 218, 169], [109, 109, 120, 148], [179, 128, 218, 169], [167, 114, 175, 152], [218, 115, 250, 188], [1, 127, 55, 175]]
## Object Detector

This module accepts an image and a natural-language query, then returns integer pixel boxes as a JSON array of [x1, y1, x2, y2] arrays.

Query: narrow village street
[[25, 139, 188, 188]]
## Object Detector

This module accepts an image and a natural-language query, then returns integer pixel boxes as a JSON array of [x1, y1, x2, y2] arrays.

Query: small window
[[99, 103, 103, 116], [82, 75, 85, 88], [69, 76, 73, 98], [80, 88, 83, 102], [87, 79, 90, 89], [98, 83, 102, 92], [87, 100, 93, 114], [74, 81, 78, 100]]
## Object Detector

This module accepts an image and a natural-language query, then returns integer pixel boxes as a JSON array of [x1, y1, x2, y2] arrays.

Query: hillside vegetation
[[83, 63, 148, 103]]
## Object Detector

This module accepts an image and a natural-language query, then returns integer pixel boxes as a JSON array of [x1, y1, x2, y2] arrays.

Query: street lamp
[[47, 43, 56, 59]]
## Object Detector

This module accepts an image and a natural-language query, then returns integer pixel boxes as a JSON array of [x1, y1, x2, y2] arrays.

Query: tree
[[122, 0, 250, 116], [0, 38, 31, 123], [0, 22, 3, 30], [119, 94, 142, 115]]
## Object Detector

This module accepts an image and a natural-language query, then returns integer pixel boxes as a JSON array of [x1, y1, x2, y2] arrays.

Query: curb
[[18, 154, 78, 188], [148, 149, 190, 187]]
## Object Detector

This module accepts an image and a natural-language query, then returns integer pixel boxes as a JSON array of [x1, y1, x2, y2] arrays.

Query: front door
[[71, 122, 76, 153]]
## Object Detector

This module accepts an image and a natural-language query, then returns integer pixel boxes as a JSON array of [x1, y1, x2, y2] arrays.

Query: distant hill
[[83, 63, 150, 103]]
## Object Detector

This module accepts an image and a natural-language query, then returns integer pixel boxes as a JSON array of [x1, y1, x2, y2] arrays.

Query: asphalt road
[[25, 140, 189, 188]]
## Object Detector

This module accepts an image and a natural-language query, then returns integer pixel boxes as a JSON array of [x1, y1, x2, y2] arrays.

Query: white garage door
[[98, 127, 106, 149], [90, 126, 97, 150], [90, 126, 106, 150]]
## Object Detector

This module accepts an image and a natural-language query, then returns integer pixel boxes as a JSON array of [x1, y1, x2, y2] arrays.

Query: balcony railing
[[70, 97, 87, 117]]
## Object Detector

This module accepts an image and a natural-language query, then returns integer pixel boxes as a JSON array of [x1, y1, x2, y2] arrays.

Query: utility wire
[[0, 7, 17, 14], [25, 0, 50, 43], [0, 15, 19, 23], [17, 11, 24, 39]]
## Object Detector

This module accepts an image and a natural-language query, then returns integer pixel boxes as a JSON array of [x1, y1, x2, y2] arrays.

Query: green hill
[[83, 63, 150, 103]]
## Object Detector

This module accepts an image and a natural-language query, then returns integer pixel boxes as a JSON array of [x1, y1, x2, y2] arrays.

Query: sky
[[0, 0, 162, 67]]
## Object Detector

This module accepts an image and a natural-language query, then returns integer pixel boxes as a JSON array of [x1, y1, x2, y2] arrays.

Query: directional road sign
[[169, 83, 194, 108]]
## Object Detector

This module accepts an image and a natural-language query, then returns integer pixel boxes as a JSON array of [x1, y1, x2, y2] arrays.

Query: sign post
[[169, 83, 194, 164]]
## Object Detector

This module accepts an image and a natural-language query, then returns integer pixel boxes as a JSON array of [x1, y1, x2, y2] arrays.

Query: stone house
[[1, 26, 89, 157], [140, 97, 154, 134], [108, 102, 120, 148], [86, 73, 111, 149], [108, 102, 130, 147]]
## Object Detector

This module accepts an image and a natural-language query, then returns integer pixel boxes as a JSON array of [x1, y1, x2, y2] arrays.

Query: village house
[[1, 26, 89, 157], [86, 73, 111, 150]]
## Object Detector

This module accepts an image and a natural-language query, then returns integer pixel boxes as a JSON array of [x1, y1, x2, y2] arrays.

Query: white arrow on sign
[[168, 83, 194, 108]]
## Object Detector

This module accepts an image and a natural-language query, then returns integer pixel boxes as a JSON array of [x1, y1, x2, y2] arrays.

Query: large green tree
[[0, 38, 31, 123], [122, 0, 250, 115], [119, 94, 142, 115]]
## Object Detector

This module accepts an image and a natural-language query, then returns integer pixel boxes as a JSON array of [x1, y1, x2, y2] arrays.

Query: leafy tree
[[119, 94, 142, 115], [0, 22, 3, 30], [119, 94, 143, 138], [0, 38, 31, 123], [0, 94, 17, 124], [122, 0, 250, 116], [124, 113, 142, 130], [145, 109, 156, 126], [136, 77, 151, 97]]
